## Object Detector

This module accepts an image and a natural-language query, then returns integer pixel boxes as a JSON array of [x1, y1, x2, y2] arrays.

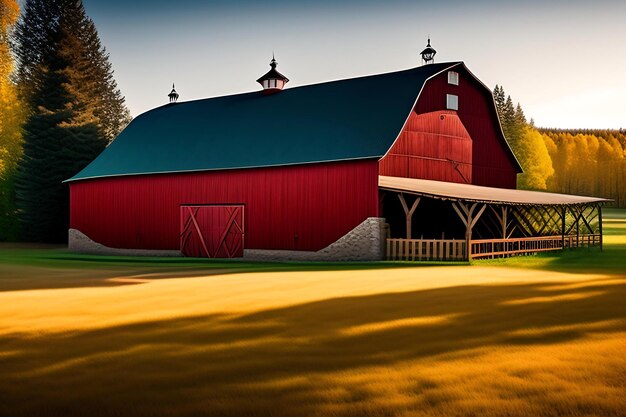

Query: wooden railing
[[563, 234, 601, 248], [386, 234, 601, 261], [471, 234, 601, 259], [386, 238, 466, 261], [471, 236, 562, 259]]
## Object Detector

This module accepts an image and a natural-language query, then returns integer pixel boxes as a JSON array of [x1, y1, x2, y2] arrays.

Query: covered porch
[[379, 176, 610, 261]]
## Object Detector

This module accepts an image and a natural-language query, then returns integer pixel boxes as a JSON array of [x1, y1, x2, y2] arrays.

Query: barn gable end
[[379, 110, 473, 184], [414, 65, 521, 188]]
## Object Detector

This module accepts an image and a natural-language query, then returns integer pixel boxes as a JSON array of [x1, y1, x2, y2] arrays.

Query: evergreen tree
[[493, 85, 505, 117], [13, 0, 130, 141], [514, 103, 526, 126], [14, 3, 108, 242], [68, 5, 131, 140], [493, 85, 519, 146], [492, 85, 555, 190], [494, 87, 623, 204], [0, 0, 25, 240], [501, 95, 516, 144]]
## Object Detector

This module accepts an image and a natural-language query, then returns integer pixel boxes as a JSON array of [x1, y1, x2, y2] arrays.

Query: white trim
[[447, 71, 459, 85], [446, 94, 459, 110]]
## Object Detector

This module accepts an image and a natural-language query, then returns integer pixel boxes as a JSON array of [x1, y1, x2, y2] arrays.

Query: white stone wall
[[68, 229, 181, 257]]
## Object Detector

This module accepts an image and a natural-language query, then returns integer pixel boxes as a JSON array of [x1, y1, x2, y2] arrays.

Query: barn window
[[446, 94, 458, 110], [448, 71, 459, 85]]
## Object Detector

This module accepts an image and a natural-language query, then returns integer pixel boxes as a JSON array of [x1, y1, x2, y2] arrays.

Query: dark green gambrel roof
[[68, 62, 462, 182]]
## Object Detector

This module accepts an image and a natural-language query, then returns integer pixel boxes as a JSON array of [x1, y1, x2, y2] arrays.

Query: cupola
[[168, 84, 179, 103], [256, 55, 289, 95], [420, 38, 437, 65]]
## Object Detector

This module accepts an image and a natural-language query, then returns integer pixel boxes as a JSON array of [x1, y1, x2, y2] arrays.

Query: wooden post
[[398, 193, 420, 240], [598, 204, 603, 252], [491, 205, 509, 239], [501, 206, 508, 239], [561, 207, 566, 249], [576, 209, 580, 248], [452, 201, 487, 260]]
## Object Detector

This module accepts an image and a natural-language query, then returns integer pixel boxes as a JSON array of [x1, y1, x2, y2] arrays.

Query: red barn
[[67, 56, 607, 261]]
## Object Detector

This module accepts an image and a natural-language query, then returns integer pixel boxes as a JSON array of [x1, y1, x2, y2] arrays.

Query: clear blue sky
[[80, 0, 625, 129]]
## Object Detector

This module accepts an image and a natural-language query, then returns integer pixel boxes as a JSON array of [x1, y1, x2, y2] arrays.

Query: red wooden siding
[[379, 110, 472, 183], [180, 205, 244, 258], [70, 160, 379, 252], [415, 67, 518, 189]]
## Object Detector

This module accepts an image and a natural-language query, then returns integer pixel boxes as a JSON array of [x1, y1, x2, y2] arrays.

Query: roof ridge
[[67, 62, 462, 182], [144, 62, 464, 116]]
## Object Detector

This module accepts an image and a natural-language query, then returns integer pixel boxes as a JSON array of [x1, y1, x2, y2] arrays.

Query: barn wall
[[69, 160, 379, 252], [414, 67, 519, 189], [379, 110, 473, 184]]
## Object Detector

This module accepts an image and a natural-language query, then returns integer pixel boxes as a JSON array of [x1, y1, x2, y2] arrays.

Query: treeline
[[541, 130, 625, 207], [0, 0, 131, 242], [494, 86, 625, 207]]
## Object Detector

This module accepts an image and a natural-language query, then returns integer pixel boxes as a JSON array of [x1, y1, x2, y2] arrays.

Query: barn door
[[180, 205, 244, 258]]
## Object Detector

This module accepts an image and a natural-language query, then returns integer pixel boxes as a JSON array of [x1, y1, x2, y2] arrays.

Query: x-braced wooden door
[[180, 205, 244, 258]]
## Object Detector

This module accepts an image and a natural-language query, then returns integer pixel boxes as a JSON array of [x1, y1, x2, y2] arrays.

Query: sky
[[77, 0, 626, 129]]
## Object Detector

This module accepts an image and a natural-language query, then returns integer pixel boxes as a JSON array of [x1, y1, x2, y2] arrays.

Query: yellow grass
[[1, 264, 625, 416]]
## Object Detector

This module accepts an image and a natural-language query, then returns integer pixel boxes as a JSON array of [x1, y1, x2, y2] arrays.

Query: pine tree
[[493, 85, 519, 146], [65, 4, 131, 140], [492, 85, 555, 191], [0, 0, 25, 240], [501, 95, 516, 143], [493, 85, 505, 117], [13, 0, 131, 141], [14, 2, 108, 242]]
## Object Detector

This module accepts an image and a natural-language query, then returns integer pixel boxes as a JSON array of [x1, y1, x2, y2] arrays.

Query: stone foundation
[[68, 229, 181, 257], [69, 217, 386, 261], [243, 217, 387, 261]]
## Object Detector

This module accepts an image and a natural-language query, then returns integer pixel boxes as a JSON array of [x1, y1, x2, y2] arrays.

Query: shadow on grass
[[475, 244, 626, 276], [0, 246, 467, 292], [1, 278, 625, 416]]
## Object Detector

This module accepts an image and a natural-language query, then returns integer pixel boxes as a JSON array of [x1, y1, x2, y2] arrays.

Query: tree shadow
[[476, 244, 626, 277], [0, 246, 465, 292], [1, 277, 624, 416]]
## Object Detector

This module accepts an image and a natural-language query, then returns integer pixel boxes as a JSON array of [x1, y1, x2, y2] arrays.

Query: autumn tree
[[541, 129, 625, 207], [493, 85, 554, 190], [515, 128, 554, 190], [0, 0, 25, 240]]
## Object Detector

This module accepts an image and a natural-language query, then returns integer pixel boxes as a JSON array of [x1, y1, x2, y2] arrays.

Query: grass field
[[0, 209, 624, 416]]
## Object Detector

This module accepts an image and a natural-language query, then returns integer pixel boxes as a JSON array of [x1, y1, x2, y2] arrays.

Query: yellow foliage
[[543, 131, 625, 205], [0, 0, 19, 31], [516, 128, 554, 190], [0, 0, 23, 178]]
